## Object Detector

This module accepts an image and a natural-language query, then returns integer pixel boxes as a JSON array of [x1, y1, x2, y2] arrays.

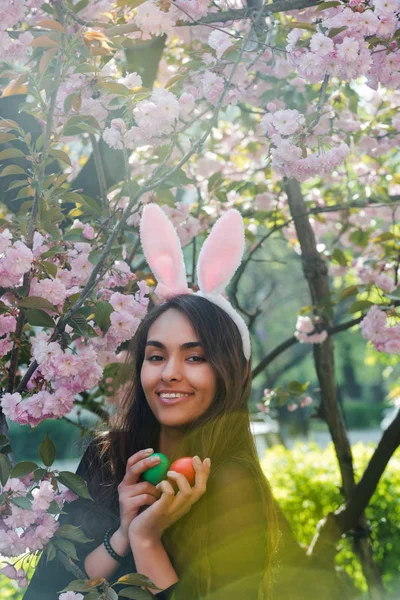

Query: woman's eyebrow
[[146, 340, 202, 350]]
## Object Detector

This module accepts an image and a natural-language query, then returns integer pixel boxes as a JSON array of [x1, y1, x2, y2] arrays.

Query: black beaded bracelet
[[103, 528, 125, 562]]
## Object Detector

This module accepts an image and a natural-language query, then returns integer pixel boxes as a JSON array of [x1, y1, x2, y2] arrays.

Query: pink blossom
[[30, 277, 67, 307], [201, 71, 224, 105], [103, 118, 127, 150], [310, 33, 334, 56], [179, 92, 195, 119], [83, 223, 95, 240], [119, 72, 142, 88], [3, 241, 33, 275], [32, 480, 56, 511], [0, 228, 12, 253], [288, 402, 298, 412], [208, 30, 233, 59], [0, 314, 16, 336], [135, 1, 176, 40], [59, 592, 85, 600]]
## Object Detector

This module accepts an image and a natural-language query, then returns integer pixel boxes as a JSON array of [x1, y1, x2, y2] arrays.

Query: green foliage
[[263, 443, 400, 595], [342, 400, 384, 429]]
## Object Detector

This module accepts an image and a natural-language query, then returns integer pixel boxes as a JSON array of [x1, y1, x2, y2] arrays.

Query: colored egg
[[169, 457, 196, 486], [142, 453, 170, 485]]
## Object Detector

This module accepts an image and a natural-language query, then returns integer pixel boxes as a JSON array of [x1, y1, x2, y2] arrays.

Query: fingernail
[[145, 448, 154, 454], [193, 455, 201, 466], [167, 471, 177, 477], [150, 455, 160, 462], [204, 458, 211, 467]]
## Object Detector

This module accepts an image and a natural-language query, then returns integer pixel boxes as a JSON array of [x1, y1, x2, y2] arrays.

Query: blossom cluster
[[261, 107, 350, 181], [0, 224, 149, 427], [102, 87, 189, 149], [294, 315, 328, 344], [0, 473, 78, 559], [287, 1, 400, 87], [361, 305, 400, 354]]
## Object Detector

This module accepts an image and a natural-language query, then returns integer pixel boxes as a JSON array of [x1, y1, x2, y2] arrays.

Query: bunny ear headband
[[140, 204, 251, 360]]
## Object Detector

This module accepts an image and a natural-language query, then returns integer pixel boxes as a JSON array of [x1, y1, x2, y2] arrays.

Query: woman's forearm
[[129, 535, 179, 593], [84, 528, 130, 580]]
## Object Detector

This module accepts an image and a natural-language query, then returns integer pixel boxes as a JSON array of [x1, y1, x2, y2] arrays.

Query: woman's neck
[[159, 425, 184, 458]]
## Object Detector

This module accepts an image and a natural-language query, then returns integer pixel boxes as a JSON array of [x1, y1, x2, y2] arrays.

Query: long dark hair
[[89, 294, 279, 598]]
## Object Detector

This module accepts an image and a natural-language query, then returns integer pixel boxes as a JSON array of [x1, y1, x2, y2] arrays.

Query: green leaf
[[100, 81, 130, 96], [0, 454, 11, 486], [57, 471, 93, 500], [373, 232, 396, 243], [328, 26, 348, 38], [42, 260, 58, 278], [105, 589, 118, 600], [33, 467, 48, 481], [287, 380, 309, 397], [80, 194, 103, 217], [53, 538, 80, 561], [10, 495, 33, 510], [39, 433, 56, 467], [46, 542, 57, 562], [69, 314, 88, 336], [63, 115, 101, 136], [7, 179, 28, 191], [10, 461, 39, 478], [118, 587, 155, 599], [0, 164, 25, 177], [48, 148, 72, 166], [339, 285, 359, 300], [18, 296, 58, 312], [331, 248, 348, 266], [0, 148, 25, 160], [94, 301, 114, 333], [61, 578, 106, 593], [0, 434, 10, 449], [55, 524, 94, 544], [25, 309, 56, 328], [348, 300, 374, 314], [162, 168, 192, 188], [315, 0, 341, 10], [116, 574, 159, 589]]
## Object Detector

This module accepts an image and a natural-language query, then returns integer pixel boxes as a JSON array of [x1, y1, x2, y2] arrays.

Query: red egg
[[169, 457, 196, 486]]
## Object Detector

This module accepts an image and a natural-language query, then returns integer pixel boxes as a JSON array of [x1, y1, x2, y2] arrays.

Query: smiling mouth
[[157, 392, 194, 403]]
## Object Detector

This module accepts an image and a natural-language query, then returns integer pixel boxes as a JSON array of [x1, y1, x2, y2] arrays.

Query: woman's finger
[[124, 481, 161, 499], [156, 479, 176, 500], [123, 453, 161, 486], [167, 470, 192, 498], [191, 457, 211, 501]]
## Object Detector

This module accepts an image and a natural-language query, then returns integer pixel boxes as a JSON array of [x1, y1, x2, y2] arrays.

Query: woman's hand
[[128, 456, 211, 544], [117, 449, 162, 538]]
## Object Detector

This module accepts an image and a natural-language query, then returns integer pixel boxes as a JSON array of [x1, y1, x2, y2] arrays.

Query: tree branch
[[252, 315, 364, 378]]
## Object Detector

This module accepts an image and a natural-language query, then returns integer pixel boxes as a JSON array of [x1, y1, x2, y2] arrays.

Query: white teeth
[[159, 393, 192, 399]]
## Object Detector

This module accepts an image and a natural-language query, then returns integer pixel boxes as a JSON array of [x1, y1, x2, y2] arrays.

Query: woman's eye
[[187, 356, 206, 362], [146, 355, 164, 362]]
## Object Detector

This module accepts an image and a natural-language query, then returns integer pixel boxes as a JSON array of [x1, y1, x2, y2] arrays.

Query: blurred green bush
[[342, 401, 384, 429], [262, 442, 400, 597]]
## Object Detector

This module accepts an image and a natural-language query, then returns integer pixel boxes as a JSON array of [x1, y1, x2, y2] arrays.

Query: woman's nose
[[161, 358, 182, 382]]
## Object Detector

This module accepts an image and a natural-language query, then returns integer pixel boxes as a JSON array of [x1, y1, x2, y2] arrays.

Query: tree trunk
[[284, 177, 383, 599]]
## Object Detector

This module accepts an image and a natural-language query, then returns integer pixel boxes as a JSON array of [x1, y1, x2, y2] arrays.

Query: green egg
[[142, 452, 170, 485]]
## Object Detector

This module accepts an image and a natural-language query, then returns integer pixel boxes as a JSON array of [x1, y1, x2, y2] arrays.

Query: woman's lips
[[157, 392, 194, 406]]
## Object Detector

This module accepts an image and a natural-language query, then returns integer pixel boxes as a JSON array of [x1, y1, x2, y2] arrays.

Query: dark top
[[24, 442, 268, 600]]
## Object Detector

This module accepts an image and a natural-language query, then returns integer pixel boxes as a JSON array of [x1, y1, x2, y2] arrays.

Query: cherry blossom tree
[[0, 0, 399, 597]]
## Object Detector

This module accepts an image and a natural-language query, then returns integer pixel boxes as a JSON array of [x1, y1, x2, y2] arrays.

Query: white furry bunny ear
[[140, 204, 192, 299], [197, 209, 245, 296]]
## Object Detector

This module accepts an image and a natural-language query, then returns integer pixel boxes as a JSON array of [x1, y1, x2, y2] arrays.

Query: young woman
[[24, 206, 280, 599]]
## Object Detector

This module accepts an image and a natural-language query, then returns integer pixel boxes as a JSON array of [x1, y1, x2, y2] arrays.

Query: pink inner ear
[[153, 254, 175, 286], [140, 204, 188, 292], [198, 209, 245, 295]]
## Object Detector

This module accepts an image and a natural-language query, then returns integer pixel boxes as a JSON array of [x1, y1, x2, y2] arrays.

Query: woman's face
[[141, 309, 217, 428]]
